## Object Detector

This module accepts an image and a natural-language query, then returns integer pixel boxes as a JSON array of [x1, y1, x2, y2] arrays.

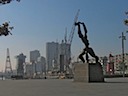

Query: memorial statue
[[75, 22, 99, 63]]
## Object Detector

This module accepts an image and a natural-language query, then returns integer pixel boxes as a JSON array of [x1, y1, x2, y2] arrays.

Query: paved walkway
[[0, 78, 128, 96]]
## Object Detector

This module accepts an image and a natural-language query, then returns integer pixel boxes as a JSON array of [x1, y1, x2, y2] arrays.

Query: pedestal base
[[74, 62, 104, 82]]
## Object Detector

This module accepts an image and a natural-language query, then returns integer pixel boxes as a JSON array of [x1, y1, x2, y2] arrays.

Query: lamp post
[[119, 32, 126, 77], [119, 31, 128, 77], [119, 11, 128, 77]]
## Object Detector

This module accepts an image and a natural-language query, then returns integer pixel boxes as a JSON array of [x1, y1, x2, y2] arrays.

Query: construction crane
[[68, 9, 80, 45], [0, 0, 20, 5], [64, 9, 80, 78]]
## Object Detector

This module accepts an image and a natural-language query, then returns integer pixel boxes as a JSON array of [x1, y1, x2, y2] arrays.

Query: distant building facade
[[46, 42, 59, 71], [25, 62, 33, 78], [30, 50, 40, 63], [16, 53, 26, 76], [25, 56, 46, 78], [46, 41, 71, 72], [99, 53, 128, 75], [36, 56, 46, 73], [59, 40, 71, 72], [113, 53, 128, 74]]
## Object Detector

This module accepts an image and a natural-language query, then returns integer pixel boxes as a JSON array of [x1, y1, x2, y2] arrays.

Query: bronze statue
[[75, 22, 99, 63]]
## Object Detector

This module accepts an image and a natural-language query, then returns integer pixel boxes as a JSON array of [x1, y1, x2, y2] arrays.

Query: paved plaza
[[0, 78, 128, 96]]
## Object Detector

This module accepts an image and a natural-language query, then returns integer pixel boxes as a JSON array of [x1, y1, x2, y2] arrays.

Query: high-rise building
[[30, 50, 40, 63], [59, 40, 71, 72], [46, 42, 59, 71], [46, 41, 71, 72], [16, 53, 26, 76], [24, 56, 46, 78], [24, 62, 33, 78], [37, 56, 46, 73]]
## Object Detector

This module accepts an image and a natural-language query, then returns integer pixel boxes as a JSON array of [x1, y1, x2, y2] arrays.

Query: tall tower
[[46, 42, 59, 71], [5, 48, 13, 78], [16, 53, 26, 76]]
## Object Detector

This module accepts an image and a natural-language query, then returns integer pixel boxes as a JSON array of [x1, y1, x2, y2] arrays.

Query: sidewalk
[[0, 78, 128, 96]]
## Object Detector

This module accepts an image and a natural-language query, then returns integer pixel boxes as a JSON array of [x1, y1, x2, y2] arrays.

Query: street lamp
[[119, 32, 126, 77], [118, 11, 128, 77]]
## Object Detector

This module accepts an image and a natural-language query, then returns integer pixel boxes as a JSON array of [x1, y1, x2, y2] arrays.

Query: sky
[[0, 0, 128, 71]]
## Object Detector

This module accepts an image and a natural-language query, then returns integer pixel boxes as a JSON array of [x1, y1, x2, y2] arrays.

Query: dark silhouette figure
[[75, 22, 99, 63], [0, 22, 13, 36], [0, 22, 9, 36], [0, 0, 20, 5]]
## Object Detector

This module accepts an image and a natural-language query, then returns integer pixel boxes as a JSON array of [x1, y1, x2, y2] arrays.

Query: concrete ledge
[[74, 62, 104, 82]]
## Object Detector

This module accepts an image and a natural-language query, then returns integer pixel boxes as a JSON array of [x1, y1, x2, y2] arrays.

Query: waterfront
[[0, 78, 128, 96]]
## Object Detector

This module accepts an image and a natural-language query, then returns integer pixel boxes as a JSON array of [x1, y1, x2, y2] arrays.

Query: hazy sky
[[0, 0, 128, 71]]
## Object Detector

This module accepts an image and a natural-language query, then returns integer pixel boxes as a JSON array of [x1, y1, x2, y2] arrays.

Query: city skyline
[[0, 0, 128, 71]]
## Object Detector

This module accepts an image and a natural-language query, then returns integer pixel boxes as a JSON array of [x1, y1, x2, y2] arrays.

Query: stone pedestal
[[73, 62, 89, 82], [74, 62, 104, 82]]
